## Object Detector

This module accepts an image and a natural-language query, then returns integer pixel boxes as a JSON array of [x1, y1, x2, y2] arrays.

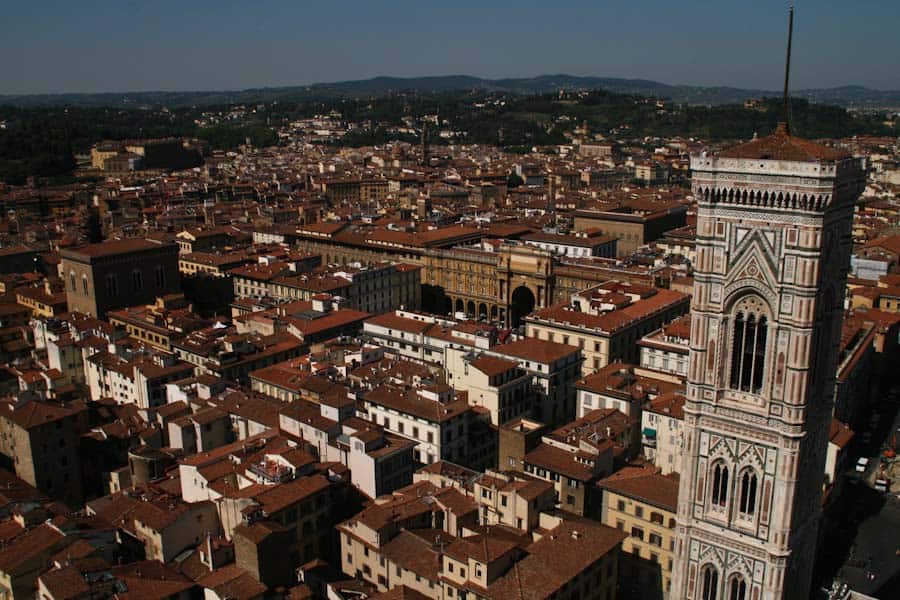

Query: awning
[[642, 428, 657, 438]]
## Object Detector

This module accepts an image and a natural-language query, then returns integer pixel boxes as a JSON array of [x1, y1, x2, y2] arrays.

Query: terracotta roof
[[344, 481, 449, 532], [215, 392, 282, 428], [233, 519, 287, 544], [576, 362, 683, 399], [444, 533, 519, 564], [662, 314, 692, 339], [486, 518, 626, 599], [548, 408, 633, 445], [364, 384, 470, 423], [368, 586, 432, 600], [38, 565, 92, 600], [110, 560, 195, 600], [0, 520, 24, 544], [285, 308, 370, 339], [829, 418, 854, 450], [469, 355, 520, 377], [253, 474, 331, 515], [863, 235, 900, 257], [179, 429, 281, 467], [61, 238, 173, 259], [492, 338, 579, 365], [1, 399, 85, 430], [286, 583, 315, 600], [597, 466, 680, 512], [0, 522, 67, 572], [197, 564, 266, 600], [296, 221, 348, 237], [279, 399, 340, 433], [645, 392, 686, 420], [365, 312, 433, 334], [528, 289, 690, 335], [380, 529, 445, 581], [524, 444, 598, 482], [717, 126, 851, 162]]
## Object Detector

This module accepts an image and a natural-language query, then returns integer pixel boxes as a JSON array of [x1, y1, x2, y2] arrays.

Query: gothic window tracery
[[701, 565, 719, 600], [738, 469, 758, 517], [106, 273, 117, 297], [711, 462, 729, 508], [728, 575, 747, 600], [729, 295, 769, 393]]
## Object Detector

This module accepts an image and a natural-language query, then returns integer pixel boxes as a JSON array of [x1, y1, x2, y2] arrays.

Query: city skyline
[[2, 0, 899, 95], [0, 4, 898, 599]]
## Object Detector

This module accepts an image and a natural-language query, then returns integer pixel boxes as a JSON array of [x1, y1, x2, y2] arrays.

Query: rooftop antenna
[[780, 4, 795, 134]]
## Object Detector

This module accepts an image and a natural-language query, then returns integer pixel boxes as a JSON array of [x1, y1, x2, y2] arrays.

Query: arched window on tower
[[711, 463, 729, 508], [738, 470, 758, 517], [729, 298, 769, 394], [728, 576, 747, 600], [701, 565, 719, 600], [106, 274, 118, 297]]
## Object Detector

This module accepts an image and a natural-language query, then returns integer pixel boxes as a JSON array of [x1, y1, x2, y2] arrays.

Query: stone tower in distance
[[670, 126, 865, 597]]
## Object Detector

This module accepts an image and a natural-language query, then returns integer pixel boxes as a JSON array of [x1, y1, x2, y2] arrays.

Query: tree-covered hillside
[[0, 90, 892, 184]]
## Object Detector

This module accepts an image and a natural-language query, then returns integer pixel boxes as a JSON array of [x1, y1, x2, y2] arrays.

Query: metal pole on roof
[[782, 5, 795, 133]]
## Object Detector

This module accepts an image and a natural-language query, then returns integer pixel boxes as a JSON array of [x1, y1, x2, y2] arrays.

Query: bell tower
[[671, 126, 863, 600], [670, 10, 867, 600]]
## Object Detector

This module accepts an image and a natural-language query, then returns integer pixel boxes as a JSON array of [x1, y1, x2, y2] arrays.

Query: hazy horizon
[[2, 72, 900, 98]]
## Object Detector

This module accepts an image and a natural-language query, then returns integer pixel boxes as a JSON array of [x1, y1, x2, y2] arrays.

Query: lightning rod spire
[[781, 4, 794, 134]]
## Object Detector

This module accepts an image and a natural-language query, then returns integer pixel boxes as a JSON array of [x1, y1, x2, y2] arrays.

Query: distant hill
[[2, 75, 899, 109]]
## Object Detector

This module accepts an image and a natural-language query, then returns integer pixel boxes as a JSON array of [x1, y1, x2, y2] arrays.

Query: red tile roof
[[380, 529, 444, 581], [717, 127, 851, 162], [645, 392, 686, 420], [523, 444, 598, 482], [829, 418, 854, 450], [197, 564, 266, 600], [0, 522, 66, 572], [492, 338, 579, 365], [62, 238, 172, 259], [365, 312, 433, 334], [364, 384, 470, 423], [597, 465, 680, 512], [368, 586, 432, 600], [529, 289, 690, 335], [0, 399, 85, 430], [486, 518, 626, 599], [469, 355, 520, 377], [253, 474, 331, 515]]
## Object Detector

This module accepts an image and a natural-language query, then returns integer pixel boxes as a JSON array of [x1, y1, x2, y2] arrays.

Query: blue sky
[[1, 1, 898, 94]]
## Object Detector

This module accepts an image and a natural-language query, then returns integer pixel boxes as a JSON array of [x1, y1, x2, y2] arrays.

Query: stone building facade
[[60, 239, 181, 318], [573, 202, 688, 257], [421, 244, 555, 327]]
